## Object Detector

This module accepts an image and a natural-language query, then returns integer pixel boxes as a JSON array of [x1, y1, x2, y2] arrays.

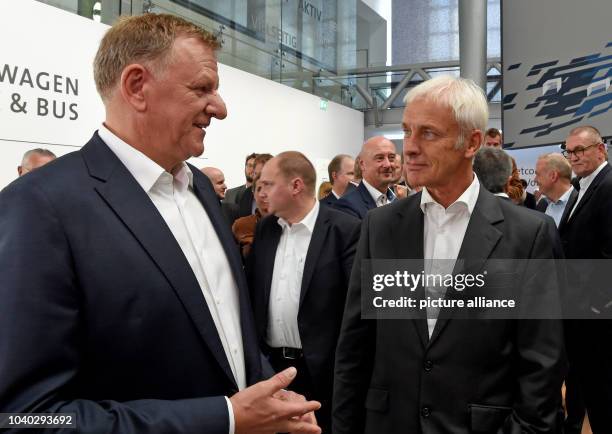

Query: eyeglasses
[[562, 143, 601, 159]]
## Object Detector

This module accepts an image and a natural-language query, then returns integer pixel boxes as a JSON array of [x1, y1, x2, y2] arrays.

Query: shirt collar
[[98, 123, 193, 193], [331, 189, 340, 199], [420, 173, 480, 214], [579, 161, 607, 192], [362, 179, 390, 203], [494, 192, 510, 198], [277, 200, 320, 233], [553, 186, 573, 204]]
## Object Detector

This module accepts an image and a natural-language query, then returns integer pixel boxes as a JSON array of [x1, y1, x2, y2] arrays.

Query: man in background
[[321, 154, 355, 207], [473, 146, 513, 199], [17, 148, 56, 176], [201, 166, 228, 200], [534, 153, 573, 227], [248, 151, 360, 432], [559, 125, 612, 434], [334, 136, 396, 219], [484, 127, 502, 148], [225, 153, 257, 204]]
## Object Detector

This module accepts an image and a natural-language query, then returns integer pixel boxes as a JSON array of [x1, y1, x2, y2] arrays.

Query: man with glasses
[[559, 125, 612, 434]]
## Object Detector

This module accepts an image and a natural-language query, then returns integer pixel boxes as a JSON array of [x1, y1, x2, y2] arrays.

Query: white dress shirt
[[266, 200, 320, 349], [421, 175, 480, 337], [569, 161, 607, 220], [545, 186, 573, 227], [99, 125, 244, 433], [362, 179, 395, 207]]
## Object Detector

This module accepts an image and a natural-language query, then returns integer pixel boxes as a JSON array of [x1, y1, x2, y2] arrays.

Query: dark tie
[[570, 176, 581, 191]]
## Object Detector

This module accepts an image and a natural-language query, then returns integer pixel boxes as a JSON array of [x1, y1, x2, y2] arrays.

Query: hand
[[231, 367, 321, 434], [395, 185, 408, 199], [273, 389, 318, 434]]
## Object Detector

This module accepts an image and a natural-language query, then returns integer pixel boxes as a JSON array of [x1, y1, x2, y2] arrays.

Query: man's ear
[[292, 178, 305, 195], [464, 130, 483, 158], [119, 64, 149, 112]]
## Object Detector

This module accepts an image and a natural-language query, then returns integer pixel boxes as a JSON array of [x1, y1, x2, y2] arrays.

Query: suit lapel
[[84, 135, 238, 389], [563, 164, 611, 227], [299, 206, 331, 308], [358, 182, 377, 211], [428, 189, 503, 347], [393, 195, 429, 348], [263, 217, 283, 313], [558, 188, 579, 232]]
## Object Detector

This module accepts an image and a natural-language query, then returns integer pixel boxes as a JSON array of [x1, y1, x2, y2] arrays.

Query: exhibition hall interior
[[0, 0, 610, 433]]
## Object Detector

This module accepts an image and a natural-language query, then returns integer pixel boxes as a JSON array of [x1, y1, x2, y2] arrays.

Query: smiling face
[[402, 97, 479, 193], [360, 138, 397, 191], [144, 37, 227, 170]]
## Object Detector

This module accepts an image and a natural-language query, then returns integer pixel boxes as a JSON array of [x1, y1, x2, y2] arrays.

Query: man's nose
[[208, 91, 227, 120]]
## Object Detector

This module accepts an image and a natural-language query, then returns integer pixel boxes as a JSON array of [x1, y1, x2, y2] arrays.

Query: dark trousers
[[565, 319, 612, 434], [268, 349, 331, 433]]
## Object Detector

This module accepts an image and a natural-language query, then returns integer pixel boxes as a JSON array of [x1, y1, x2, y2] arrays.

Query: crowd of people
[[1, 12, 611, 434]]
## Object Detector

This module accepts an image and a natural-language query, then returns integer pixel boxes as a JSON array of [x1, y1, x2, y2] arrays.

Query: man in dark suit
[[224, 153, 257, 205], [0, 14, 320, 434], [320, 154, 355, 207], [248, 152, 361, 433], [238, 153, 273, 217], [333, 75, 565, 434], [334, 136, 397, 219], [559, 125, 612, 434]]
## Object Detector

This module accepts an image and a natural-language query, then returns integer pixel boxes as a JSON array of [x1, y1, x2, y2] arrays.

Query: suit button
[[421, 406, 431, 418], [424, 360, 433, 372]]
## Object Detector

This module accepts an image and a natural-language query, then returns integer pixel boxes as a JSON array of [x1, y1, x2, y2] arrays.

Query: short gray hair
[[473, 147, 512, 194], [403, 75, 488, 148], [537, 153, 572, 181], [21, 148, 56, 166]]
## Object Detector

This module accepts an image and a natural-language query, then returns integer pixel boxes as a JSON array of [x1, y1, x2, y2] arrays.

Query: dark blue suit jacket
[[333, 182, 377, 219], [320, 192, 338, 207], [0, 133, 264, 433]]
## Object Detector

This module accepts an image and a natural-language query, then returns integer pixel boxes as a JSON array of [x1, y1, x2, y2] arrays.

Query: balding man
[[0, 14, 320, 434], [534, 153, 573, 227], [559, 126, 612, 434], [334, 136, 397, 219], [17, 148, 56, 176], [201, 167, 227, 200], [248, 151, 361, 433]]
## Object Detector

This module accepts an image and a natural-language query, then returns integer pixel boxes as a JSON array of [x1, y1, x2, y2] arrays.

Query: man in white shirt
[[248, 152, 361, 433], [472, 146, 513, 200], [335, 136, 397, 219], [534, 153, 573, 227], [0, 13, 319, 434], [559, 125, 612, 434], [333, 75, 564, 434]]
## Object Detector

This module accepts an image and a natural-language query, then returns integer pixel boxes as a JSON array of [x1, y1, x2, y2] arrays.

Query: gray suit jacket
[[224, 184, 247, 205]]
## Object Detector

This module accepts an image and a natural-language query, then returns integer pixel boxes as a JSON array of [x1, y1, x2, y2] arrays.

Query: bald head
[[18, 148, 57, 176], [360, 136, 397, 192], [201, 166, 227, 200]]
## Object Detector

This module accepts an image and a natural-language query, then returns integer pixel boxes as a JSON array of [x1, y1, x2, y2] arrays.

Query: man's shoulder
[[321, 203, 361, 228], [3, 149, 85, 197]]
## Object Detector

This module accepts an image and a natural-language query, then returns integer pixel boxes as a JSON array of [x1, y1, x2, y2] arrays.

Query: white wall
[[0, 0, 364, 190]]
